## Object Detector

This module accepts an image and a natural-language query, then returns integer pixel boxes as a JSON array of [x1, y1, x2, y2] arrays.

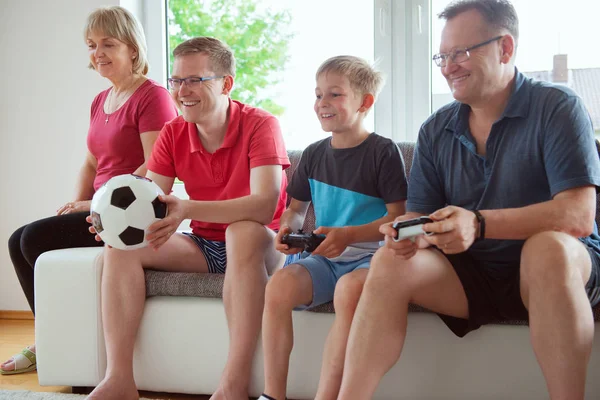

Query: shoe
[[0, 347, 37, 375]]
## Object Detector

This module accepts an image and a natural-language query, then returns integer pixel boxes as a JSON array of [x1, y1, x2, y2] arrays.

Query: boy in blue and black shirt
[[259, 56, 408, 400]]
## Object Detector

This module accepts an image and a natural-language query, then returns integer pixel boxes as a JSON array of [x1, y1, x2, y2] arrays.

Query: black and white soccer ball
[[90, 174, 168, 250]]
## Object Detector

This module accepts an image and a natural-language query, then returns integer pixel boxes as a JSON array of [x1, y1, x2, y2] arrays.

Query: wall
[[0, 0, 120, 311]]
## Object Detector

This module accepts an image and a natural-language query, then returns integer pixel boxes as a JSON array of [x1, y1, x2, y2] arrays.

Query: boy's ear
[[359, 93, 375, 112], [222, 75, 234, 95]]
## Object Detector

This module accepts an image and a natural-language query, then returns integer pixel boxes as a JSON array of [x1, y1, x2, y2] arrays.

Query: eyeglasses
[[167, 75, 224, 90], [432, 36, 503, 68]]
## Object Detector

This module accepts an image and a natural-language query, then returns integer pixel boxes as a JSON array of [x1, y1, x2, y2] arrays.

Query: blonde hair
[[316, 55, 384, 98], [84, 6, 149, 75], [173, 37, 236, 77]]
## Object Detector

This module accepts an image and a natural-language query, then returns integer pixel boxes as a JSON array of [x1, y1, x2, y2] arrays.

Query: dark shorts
[[183, 233, 227, 274], [439, 246, 600, 338]]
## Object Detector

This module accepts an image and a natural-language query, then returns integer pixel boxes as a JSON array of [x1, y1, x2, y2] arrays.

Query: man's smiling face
[[439, 9, 506, 106]]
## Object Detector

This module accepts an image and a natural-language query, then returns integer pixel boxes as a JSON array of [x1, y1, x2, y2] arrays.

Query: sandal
[[0, 347, 37, 375]]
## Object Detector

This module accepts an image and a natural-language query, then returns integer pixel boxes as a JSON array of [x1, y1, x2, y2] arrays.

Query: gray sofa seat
[[145, 142, 600, 324]]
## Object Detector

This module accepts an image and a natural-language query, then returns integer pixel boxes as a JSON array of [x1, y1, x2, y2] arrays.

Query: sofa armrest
[[35, 247, 106, 386]]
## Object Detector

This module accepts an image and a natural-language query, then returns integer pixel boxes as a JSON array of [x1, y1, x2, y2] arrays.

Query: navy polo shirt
[[407, 69, 600, 268]]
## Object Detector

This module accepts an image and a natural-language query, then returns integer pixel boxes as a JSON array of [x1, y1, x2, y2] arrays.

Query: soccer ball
[[90, 174, 168, 250]]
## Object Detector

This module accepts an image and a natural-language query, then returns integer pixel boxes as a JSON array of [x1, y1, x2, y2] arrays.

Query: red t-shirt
[[147, 99, 290, 241], [87, 79, 178, 191]]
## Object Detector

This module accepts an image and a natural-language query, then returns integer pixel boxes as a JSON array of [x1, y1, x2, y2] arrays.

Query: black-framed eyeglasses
[[167, 75, 225, 90], [432, 36, 503, 68]]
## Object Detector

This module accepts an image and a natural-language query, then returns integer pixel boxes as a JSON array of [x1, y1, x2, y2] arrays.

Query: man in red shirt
[[87, 37, 290, 400]]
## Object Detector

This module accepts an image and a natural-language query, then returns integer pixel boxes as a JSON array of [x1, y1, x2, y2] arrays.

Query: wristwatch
[[473, 210, 485, 241]]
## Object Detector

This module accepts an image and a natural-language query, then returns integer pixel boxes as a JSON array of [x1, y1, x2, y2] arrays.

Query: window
[[142, 0, 599, 145], [143, 0, 430, 143], [163, 0, 376, 150]]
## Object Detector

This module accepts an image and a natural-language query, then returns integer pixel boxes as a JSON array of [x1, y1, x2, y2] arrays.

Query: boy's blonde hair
[[316, 55, 384, 98], [173, 37, 236, 77], [84, 6, 149, 75]]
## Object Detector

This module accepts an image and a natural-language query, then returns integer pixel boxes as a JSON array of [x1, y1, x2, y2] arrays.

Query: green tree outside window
[[168, 0, 294, 116]]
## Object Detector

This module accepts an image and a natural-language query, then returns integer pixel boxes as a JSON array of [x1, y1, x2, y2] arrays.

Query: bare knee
[[364, 248, 418, 293], [334, 271, 367, 317], [368, 247, 402, 278], [265, 267, 310, 312], [226, 221, 268, 243], [103, 245, 120, 260], [521, 231, 590, 304], [226, 221, 271, 260], [103, 245, 142, 270]]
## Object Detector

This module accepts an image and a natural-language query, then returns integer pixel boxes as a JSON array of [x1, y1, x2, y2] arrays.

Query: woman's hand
[[145, 195, 187, 251], [57, 200, 91, 215]]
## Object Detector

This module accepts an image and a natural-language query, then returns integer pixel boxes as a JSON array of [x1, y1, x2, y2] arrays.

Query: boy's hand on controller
[[423, 206, 478, 254], [275, 225, 303, 255], [311, 226, 351, 258]]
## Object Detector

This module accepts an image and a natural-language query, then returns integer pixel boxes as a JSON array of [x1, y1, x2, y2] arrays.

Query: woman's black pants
[[8, 211, 103, 314]]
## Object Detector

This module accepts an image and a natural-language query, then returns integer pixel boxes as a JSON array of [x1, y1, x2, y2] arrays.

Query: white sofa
[[34, 143, 600, 399], [33, 247, 600, 399]]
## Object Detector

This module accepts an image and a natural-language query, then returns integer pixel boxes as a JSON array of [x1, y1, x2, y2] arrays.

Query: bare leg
[[262, 264, 313, 400], [337, 247, 469, 400], [315, 269, 368, 400], [87, 234, 209, 400], [211, 222, 285, 400], [520, 232, 595, 400]]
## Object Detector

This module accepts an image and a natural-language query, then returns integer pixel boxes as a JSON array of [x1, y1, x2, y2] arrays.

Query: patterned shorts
[[183, 232, 227, 274]]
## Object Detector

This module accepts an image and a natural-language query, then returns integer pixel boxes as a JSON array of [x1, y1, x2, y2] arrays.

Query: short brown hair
[[84, 6, 149, 75], [439, 0, 519, 42], [173, 37, 236, 77], [316, 55, 384, 98]]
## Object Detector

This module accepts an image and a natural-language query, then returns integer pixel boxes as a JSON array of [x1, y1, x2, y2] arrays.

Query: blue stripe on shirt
[[309, 179, 387, 227]]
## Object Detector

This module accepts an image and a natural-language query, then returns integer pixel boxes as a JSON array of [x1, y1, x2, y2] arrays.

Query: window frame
[[139, 0, 169, 86], [139, 0, 433, 143], [374, 0, 432, 142]]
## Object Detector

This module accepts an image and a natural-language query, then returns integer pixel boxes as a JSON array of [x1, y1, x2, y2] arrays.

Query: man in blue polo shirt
[[333, 1, 600, 399]]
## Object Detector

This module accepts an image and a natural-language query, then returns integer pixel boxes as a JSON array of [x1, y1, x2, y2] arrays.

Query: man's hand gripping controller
[[392, 217, 434, 242]]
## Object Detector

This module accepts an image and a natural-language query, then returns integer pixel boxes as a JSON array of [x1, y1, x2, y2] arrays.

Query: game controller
[[281, 230, 326, 252], [392, 217, 434, 242]]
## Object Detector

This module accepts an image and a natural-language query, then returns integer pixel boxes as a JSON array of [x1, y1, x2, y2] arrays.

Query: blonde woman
[[1, 6, 176, 375]]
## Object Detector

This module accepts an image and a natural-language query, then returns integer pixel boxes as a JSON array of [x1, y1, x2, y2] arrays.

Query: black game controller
[[281, 230, 326, 252]]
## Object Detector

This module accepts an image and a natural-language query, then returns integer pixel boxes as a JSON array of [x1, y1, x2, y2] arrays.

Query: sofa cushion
[[144, 270, 600, 323], [145, 140, 600, 324]]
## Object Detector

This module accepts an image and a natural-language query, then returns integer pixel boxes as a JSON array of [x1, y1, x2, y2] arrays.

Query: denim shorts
[[284, 252, 372, 310]]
